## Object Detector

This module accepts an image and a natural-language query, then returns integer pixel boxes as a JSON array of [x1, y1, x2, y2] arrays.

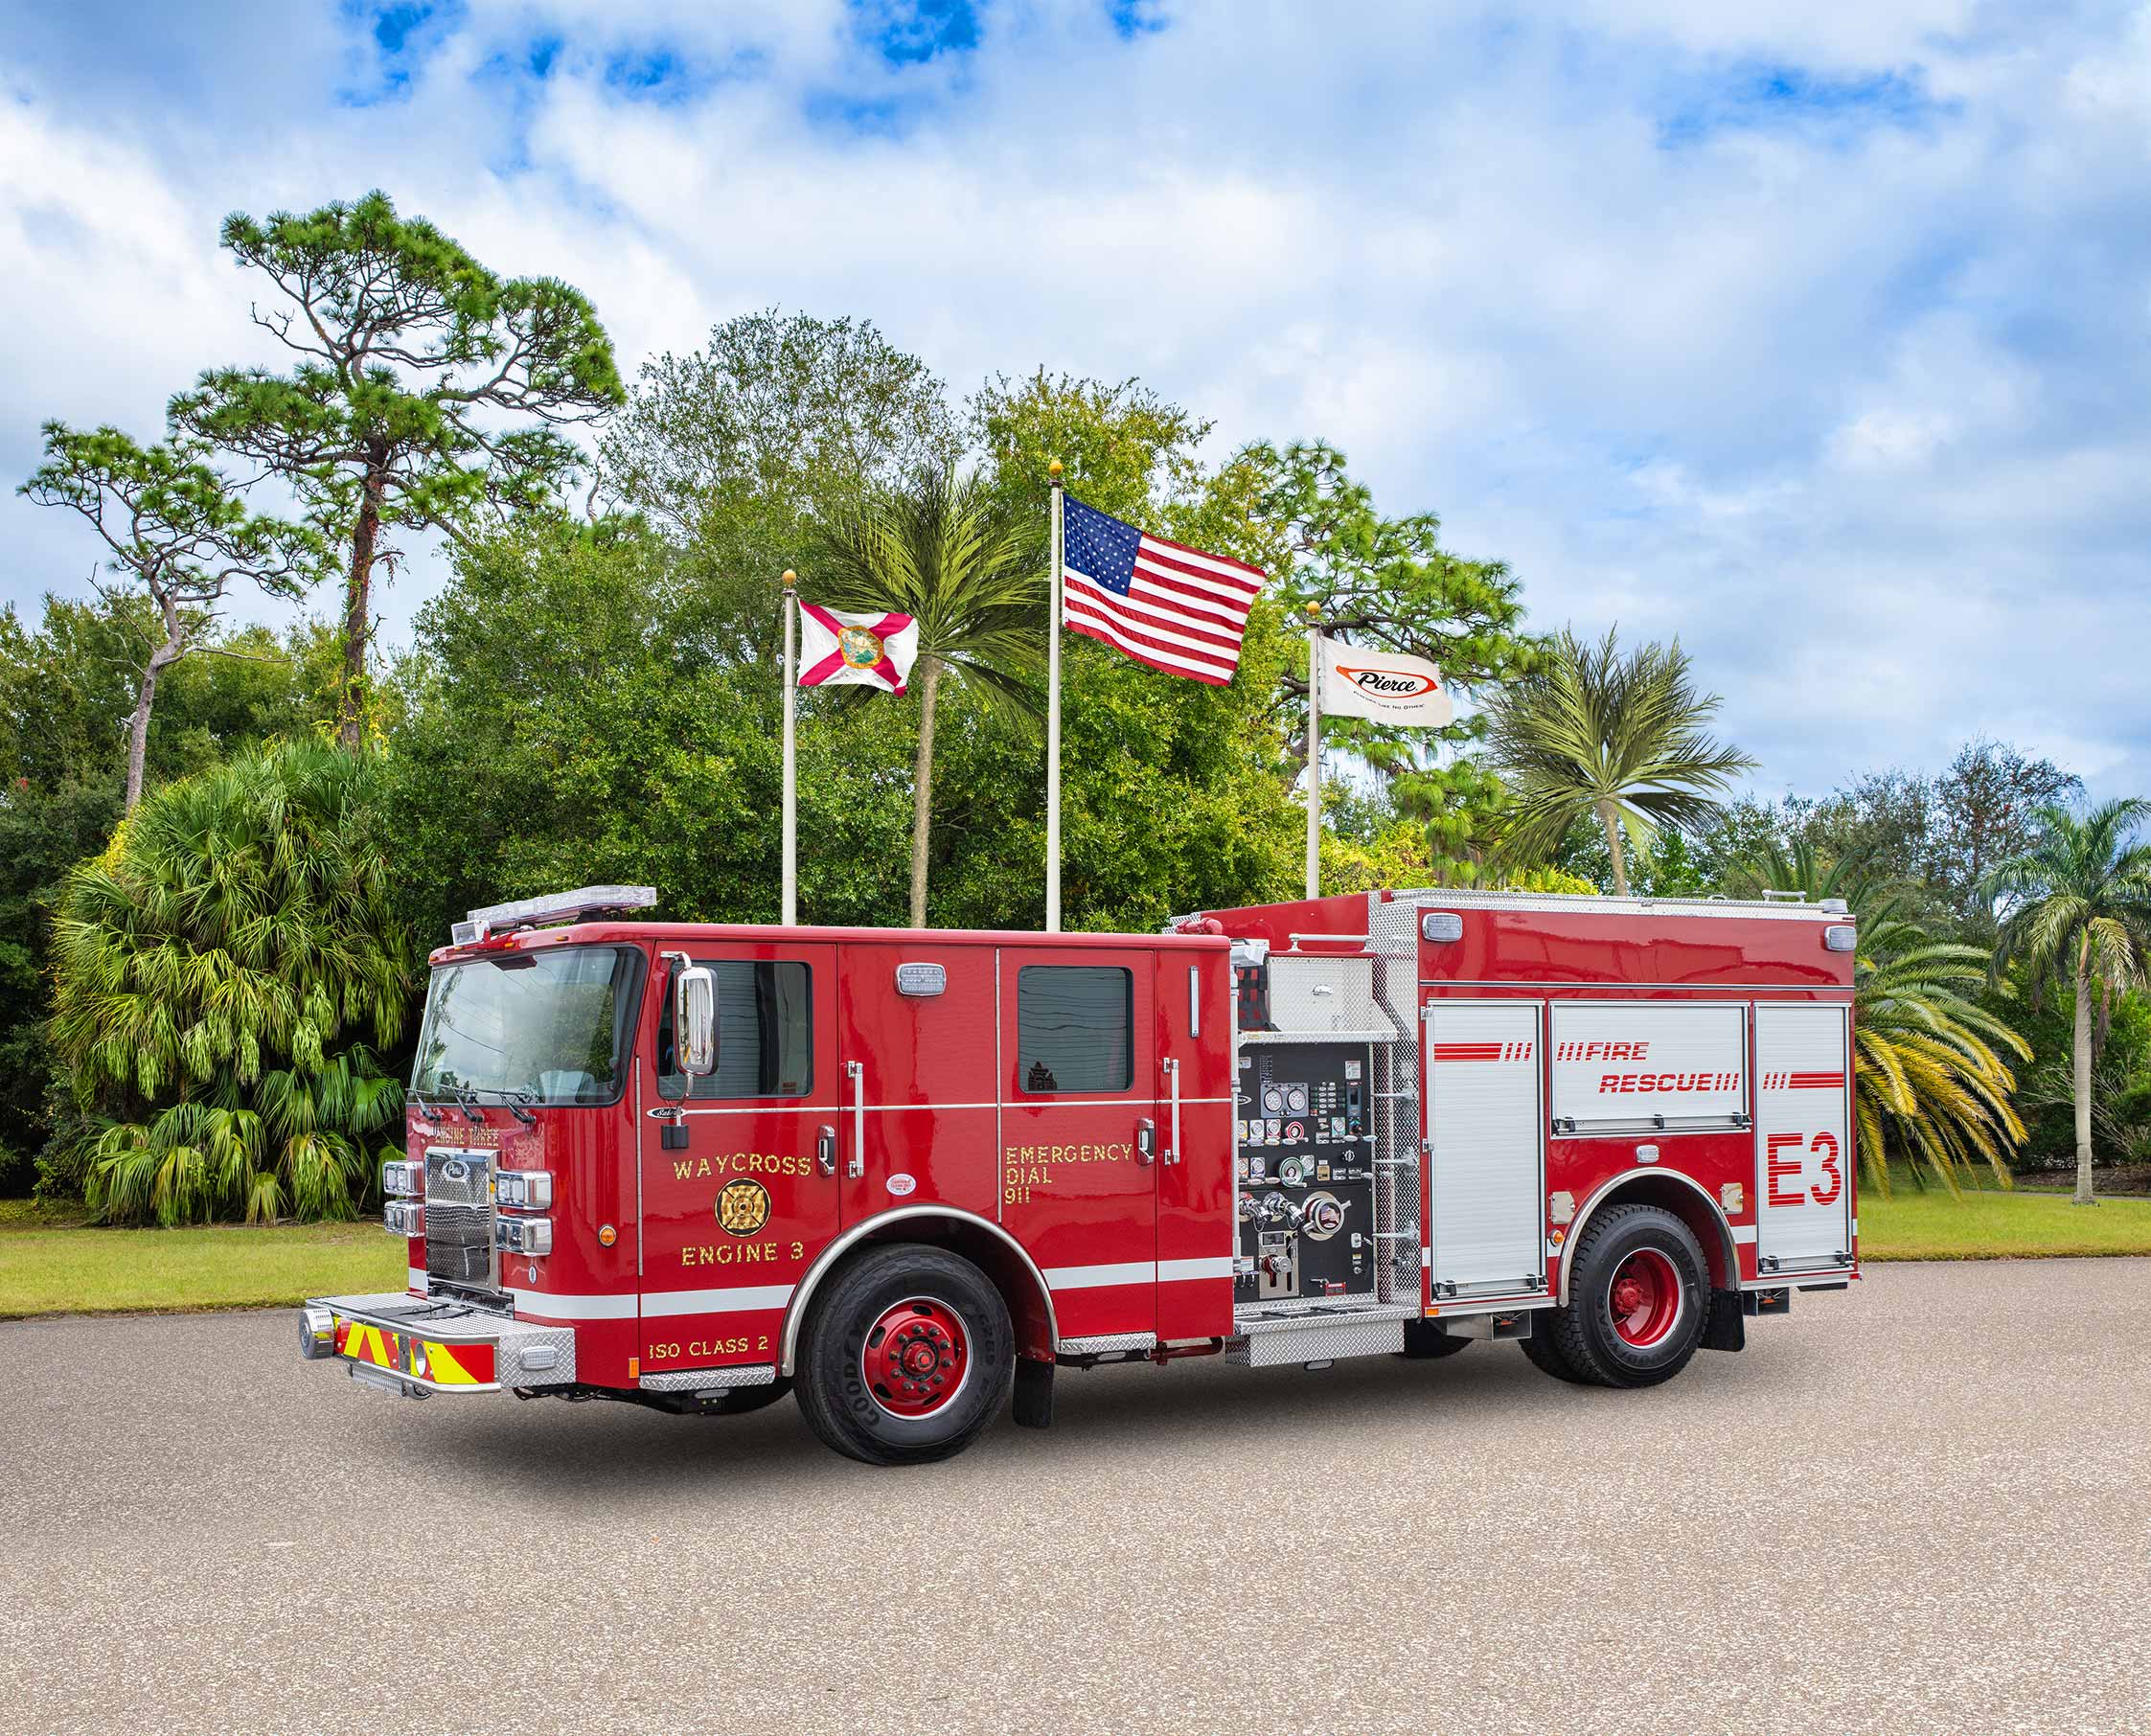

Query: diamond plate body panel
[[1224, 1313, 1407, 1366], [638, 1363, 777, 1392]]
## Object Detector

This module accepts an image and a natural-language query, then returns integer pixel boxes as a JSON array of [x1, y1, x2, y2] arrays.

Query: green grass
[[1860, 1177, 2151, 1261], [0, 1200, 405, 1318]]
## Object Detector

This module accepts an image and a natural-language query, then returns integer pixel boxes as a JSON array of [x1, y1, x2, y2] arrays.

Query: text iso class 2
[[1234, 1040, 1376, 1304]]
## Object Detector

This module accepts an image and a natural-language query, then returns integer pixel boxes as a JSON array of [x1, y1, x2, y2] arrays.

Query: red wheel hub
[[861, 1296, 970, 1418], [1606, 1248, 1682, 1348]]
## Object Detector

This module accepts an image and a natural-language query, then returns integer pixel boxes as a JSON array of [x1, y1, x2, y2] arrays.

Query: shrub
[[48, 742, 411, 1223]]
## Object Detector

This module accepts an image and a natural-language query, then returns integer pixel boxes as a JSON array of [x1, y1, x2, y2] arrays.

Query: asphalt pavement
[[3, 1259, 2147, 1736]]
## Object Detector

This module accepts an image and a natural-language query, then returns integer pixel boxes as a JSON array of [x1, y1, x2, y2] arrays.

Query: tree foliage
[[1733, 842, 2028, 1196], [602, 309, 958, 616], [1484, 626, 1755, 896], [47, 742, 411, 1222], [812, 467, 1044, 924], [172, 190, 625, 748], [19, 423, 319, 808], [1986, 800, 2151, 1202]]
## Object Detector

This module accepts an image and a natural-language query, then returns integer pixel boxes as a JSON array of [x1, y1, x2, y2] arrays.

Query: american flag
[[1061, 493, 1266, 685]]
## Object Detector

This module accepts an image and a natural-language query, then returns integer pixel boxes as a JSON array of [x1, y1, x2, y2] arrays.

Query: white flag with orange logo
[[797, 604, 920, 695], [1316, 636, 1453, 727]]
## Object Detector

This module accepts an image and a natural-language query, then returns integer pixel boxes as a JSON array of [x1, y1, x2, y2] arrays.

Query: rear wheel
[[1519, 1318, 1592, 1383], [1548, 1204, 1709, 1388], [1397, 1319, 1473, 1359], [795, 1245, 1013, 1465]]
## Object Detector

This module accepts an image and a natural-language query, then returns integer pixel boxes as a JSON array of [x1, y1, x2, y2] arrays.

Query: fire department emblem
[[716, 1179, 771, 1237], [837, 625, 884, 669]]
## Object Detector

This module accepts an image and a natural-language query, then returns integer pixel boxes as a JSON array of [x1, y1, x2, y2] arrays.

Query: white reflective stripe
[[1422, 1246, 1432, 1268], [511, 1290, 639, 1320], [1730, 1224, 1759, 1245], [406, 1268, 426, 1292], [1042, 1261, 1153, 1291], [643, 1285, 795, 1316], [1158, 1256, 1233, 1282]]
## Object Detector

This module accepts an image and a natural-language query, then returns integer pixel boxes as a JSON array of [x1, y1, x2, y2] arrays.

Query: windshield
[[413, 946, 643, 1107]]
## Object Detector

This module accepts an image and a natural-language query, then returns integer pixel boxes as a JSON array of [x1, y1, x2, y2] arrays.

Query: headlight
[[382, 1159, 423, 1197], [495, 1216, 553, 1257], [495, 1169, 554, 1210], [383, 1200, 425, 1237]]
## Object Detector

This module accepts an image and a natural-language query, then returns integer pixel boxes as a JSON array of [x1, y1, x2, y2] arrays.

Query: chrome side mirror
[[674, 964, 718, 1077]]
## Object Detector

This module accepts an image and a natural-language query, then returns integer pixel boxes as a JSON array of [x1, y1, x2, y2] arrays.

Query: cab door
[[997, 947, 1157, 1345], [638, 942, 839, 1377]]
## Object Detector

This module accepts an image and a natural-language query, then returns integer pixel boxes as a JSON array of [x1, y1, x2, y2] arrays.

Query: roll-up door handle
[[1135, 1118, 1156, 1166]]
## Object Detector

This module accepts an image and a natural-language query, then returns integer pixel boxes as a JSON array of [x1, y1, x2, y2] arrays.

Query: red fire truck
[[300, 882, 1859, 1464]]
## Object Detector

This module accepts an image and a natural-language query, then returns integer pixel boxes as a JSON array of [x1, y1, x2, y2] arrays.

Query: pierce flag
[[1316, 636, 1453, 727], [797, 605, 920, 694]]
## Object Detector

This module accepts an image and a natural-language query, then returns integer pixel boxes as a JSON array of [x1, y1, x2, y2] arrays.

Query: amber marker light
[[598, 1222, 618, 1246]]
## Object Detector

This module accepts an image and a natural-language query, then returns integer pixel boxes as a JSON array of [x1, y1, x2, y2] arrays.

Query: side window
[[1018, 965, 1133, 1094], [660, 960, 814, 1100]]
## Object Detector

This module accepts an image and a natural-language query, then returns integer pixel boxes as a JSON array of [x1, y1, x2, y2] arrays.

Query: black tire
[[1518, 1318, 1593, 1383], [1548, 1203, 1709, 1389], [795, 1244, 1014, 1466], [1397, 1319, 1473, 1359]]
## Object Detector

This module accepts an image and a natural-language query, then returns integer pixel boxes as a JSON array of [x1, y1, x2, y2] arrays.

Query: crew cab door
[[1753, 1002, 1854, 1278], [638, 942, 839, 1377], [997, 948, 1157, 1345]]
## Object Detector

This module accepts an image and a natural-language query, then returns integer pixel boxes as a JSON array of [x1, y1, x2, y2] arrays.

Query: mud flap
[[1013, 1357, 1055, 1428], [1702, 1288, 1746, 1352]]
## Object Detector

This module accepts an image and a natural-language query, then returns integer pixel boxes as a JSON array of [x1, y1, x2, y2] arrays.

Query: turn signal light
[[382, 1160, 423, 1197], [495, 1216, 554, 1257], [383, 1200, 425, 1238], [494, 1169, 554, 1211]]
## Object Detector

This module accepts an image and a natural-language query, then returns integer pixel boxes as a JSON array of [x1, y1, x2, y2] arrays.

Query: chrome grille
[[423, 1149, 497, 1291]]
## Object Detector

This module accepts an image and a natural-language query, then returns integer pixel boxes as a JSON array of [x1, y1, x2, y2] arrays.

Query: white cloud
[[1, 0, 2147, 806]]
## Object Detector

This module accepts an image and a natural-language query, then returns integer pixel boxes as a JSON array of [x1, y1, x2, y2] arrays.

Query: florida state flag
[[797, 605, 920, 694]]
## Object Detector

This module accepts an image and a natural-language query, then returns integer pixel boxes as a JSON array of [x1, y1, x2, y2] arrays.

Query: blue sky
[[3, 0, 2148, 802]]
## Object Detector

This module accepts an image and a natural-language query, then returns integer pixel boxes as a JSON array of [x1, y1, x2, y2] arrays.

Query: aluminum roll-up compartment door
[[1753, 1003, 1853, 1275], [1425, 1000, 1545, 1298]]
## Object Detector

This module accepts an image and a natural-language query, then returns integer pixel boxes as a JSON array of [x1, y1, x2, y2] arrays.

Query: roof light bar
[[453, 885, 656, 946]]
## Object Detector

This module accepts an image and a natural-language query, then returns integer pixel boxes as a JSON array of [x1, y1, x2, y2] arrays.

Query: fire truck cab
[[301, 882, 1859, 1464]]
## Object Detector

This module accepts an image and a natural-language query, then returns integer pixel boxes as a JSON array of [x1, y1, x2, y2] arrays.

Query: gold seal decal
[[717, 1178, 772, 1237]]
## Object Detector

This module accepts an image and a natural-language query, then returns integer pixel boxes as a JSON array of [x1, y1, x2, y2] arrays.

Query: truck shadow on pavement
[[357, 1336, 1796, 1509]]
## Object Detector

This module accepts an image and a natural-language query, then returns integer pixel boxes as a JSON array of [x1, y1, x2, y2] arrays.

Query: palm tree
[[48, 741, 411, 1223], [1985, 800, 2151, 1204], [1484, 627, 1755, 895], [1735, 843, 2028, 1196], [812, 468, 1043, 925]]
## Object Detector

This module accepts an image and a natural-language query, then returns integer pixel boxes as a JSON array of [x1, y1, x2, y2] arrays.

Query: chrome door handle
[[1135, 1118, 1156, 1166], [845, 1062, 864, 1178], [816, 1125, 836, 1177], [1164, 1058, 1181, 1165]]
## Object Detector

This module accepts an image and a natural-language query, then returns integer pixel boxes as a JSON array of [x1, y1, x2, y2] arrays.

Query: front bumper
[[300, 1291, 577, 1398]]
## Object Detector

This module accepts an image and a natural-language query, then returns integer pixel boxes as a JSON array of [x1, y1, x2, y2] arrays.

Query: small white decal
[[885, 1173, 917, 1197]]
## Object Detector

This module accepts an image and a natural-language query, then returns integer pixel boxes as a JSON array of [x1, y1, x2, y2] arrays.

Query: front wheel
[[1546, 1204, 1709, 1388], [795, 1244, 1014, 1466]]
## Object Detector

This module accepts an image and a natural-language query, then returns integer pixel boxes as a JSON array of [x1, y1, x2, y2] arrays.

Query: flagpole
[[1305, 602, 1322, 901], [781, 569, 798, 927], [1046, 459, 1064, 933]]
